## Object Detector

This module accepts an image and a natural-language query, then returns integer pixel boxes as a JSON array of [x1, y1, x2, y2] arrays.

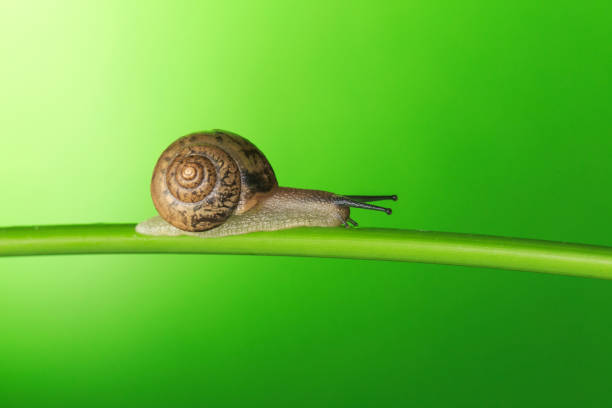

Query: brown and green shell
[[150, 130, 278, 231]]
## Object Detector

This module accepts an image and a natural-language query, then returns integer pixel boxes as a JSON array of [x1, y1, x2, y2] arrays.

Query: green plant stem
[[0, 224, 611, 279]]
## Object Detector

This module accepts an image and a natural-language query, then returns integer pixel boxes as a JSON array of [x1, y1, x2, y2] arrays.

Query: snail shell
[[151, 130, 277, 231]]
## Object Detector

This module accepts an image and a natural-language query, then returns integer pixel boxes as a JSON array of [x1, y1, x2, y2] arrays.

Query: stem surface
[[0, 224, 611, 280]]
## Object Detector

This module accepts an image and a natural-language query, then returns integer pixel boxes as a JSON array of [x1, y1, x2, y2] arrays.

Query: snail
[[136, 130, 397, 238]]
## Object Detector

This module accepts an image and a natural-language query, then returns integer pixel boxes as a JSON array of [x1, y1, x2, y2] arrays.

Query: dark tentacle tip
[[384, 208, 392, 215], [391, 195, 398, 201]]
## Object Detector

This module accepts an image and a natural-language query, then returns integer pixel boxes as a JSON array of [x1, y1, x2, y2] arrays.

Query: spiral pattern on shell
[[151, 130, 278, 232]]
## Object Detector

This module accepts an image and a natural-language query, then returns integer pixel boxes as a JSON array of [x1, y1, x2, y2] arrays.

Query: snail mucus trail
[[136, 130, 397, 238]]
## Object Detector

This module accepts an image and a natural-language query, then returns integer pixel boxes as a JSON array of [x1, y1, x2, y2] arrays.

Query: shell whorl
[[151, 130, 278, 232]]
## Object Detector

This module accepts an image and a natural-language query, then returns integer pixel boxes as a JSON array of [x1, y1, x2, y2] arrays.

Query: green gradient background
[[0, 1, 611, 407]]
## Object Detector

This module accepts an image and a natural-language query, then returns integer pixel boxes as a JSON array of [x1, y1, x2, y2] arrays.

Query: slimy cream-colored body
[[137, 187, 348, 238]]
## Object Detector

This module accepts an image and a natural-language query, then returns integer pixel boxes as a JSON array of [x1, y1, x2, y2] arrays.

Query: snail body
[[136, 130, 396, 238]]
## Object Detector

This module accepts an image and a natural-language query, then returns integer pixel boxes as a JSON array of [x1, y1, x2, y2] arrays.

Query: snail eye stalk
[[334, 195, 397, 215]]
